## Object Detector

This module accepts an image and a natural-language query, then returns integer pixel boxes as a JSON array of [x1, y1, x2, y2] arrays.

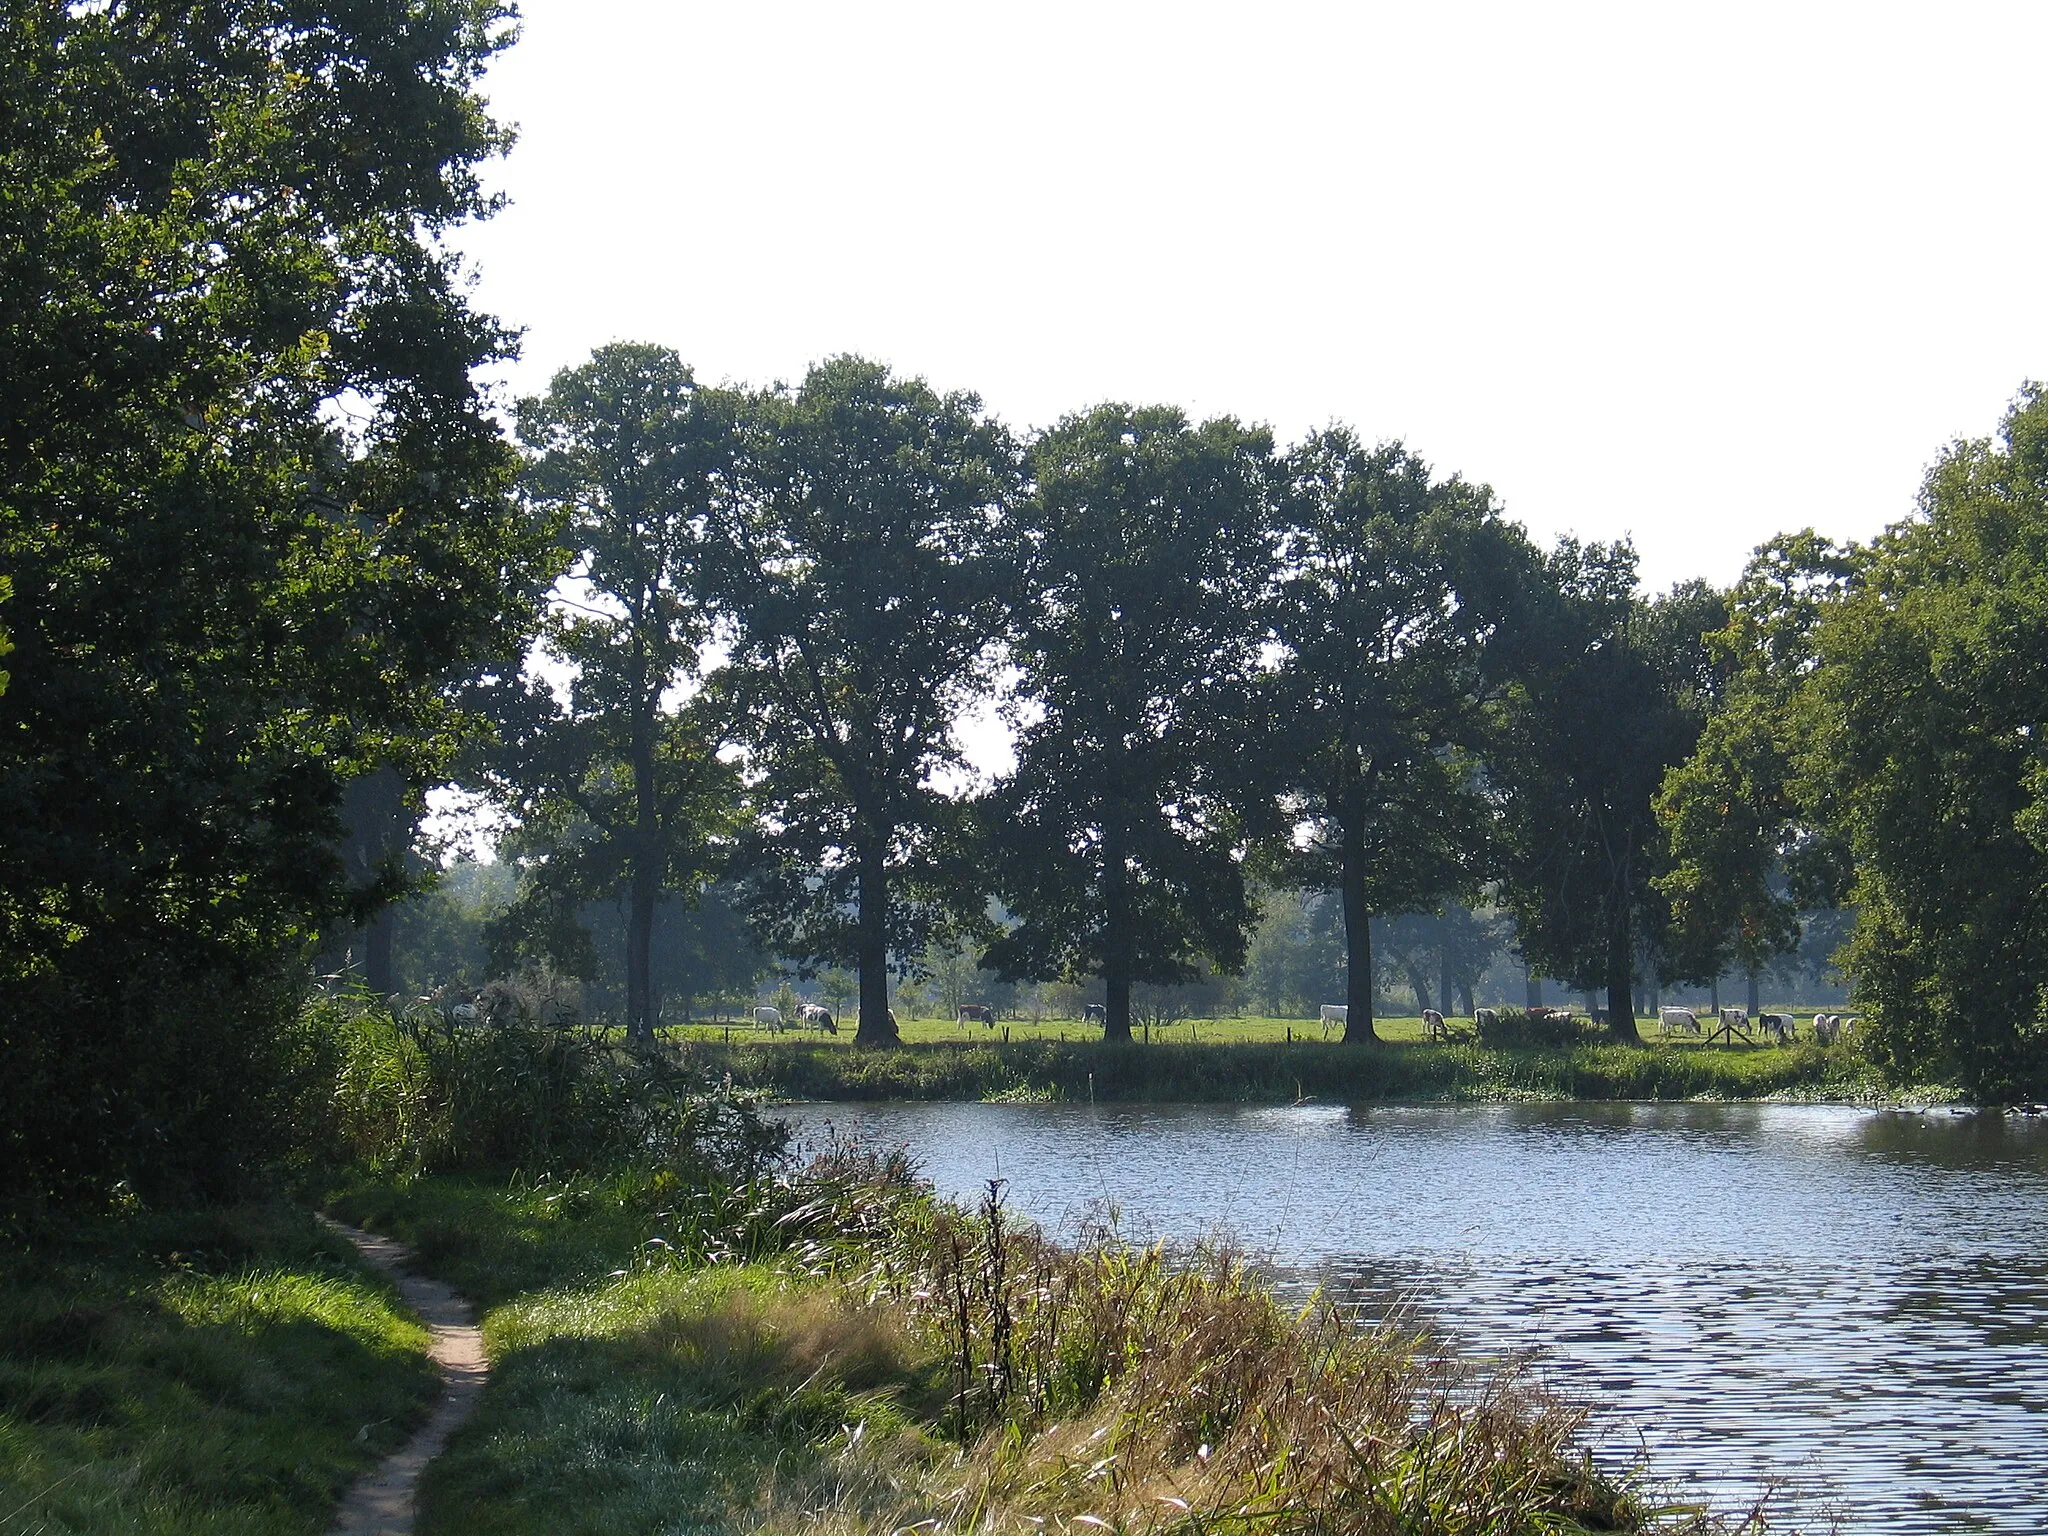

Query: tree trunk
[[1746, 969, 1761, 1017], [1339, 811, 1380, 1043], [625, 718, 658, 1047], [363, 906, 395, 998], [1407, 964, 1433, 1015], [1604, 898, 1639, 1044], [854, 832, 897, 1046], [1439, 947, 1454, 1019], [1101, 810, 1133, 1042], [1526, 970, 1543, 1010], [626, 861, 656, 1047]]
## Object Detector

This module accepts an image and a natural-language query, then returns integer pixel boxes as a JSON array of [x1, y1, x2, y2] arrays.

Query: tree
[[1655, 533, 1855, 990], [1265, 432, 1537, 1042], [717, 357, 1021, 1045], [1751, 388, 2048, 1094], [982, 405, 1276, 1042], [488, 344, 744, 1044], [0, 0, 555, 1205], [1491, 545, 1726, 1042]]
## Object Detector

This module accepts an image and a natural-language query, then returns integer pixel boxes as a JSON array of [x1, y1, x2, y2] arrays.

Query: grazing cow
[[1659, 1006, 1702, 1037], [957, 1004, 996, 1027], [753, 1005, 784, 1032], [1757, 1012, 1794, 1045], [1319, 1004, 1348, 1037], [1422, 1008, 1448, 1041], [1475, 1007, 1500, 1031], [798, 1004, 836, 1034], [1082, 1003, 1106, 1026]]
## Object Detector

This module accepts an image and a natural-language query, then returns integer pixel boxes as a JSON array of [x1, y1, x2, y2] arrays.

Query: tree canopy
[[484, 344, 744, 1043]]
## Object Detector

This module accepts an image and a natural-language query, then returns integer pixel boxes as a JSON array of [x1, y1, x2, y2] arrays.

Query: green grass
[[417, 1263, 944, 1535], [0, 1203, 437, 1536], [656, 1029, 1884, 1107]]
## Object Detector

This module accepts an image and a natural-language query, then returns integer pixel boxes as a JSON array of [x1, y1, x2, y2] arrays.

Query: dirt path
[[322, 1219, 487, 1536]]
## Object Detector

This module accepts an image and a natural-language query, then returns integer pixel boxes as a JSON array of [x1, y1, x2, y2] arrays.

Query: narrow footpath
[[321, 1219, 487, 1536]]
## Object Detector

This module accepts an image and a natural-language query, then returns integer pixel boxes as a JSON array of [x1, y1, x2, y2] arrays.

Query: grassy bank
[[0, 1203, 437, 1535], [326, 1167, 1719, 1535], [670, 1034, 1883, 1106]]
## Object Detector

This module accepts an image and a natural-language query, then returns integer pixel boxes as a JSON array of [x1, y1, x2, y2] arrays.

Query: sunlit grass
[[0, 1204, 436, 1536]]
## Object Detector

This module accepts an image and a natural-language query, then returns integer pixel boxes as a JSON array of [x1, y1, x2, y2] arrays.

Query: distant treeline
[[6, 5, 2045, 1213]]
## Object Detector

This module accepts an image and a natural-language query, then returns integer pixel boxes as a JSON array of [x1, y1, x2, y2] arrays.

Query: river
[[773, 1100, 2048, 1533]]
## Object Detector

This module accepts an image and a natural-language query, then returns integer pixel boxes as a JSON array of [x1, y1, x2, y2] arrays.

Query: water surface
[[776, 1100, 2048, 1533]]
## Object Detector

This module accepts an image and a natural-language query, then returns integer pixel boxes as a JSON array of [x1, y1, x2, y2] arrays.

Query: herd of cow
[[423, 988, 1857, 1044]]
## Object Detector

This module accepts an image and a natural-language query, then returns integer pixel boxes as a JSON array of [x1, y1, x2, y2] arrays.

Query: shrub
[[318, 994, 789, 1181], [1473, 1007, 1598, 1049]]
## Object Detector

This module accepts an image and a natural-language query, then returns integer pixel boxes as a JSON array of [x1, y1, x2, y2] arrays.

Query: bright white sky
[[455, 0, 2047, 596]]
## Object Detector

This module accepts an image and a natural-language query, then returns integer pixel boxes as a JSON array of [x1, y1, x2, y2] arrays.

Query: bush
[[1473, 1007, 1597, 1049], [319, 994, 789, 1181]]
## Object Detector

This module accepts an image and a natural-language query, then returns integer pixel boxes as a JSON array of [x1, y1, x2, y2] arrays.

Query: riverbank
[[323, 1163, 1720, 1535], [671, 1034, 1895, 1106]]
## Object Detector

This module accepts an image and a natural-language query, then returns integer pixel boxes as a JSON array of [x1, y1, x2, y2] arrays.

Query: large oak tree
[[484, 344, 744, 1045], [982, 406, 1275, 1041], [717, 358, 1020, 1045], [1264, 432, 1536, 1042]]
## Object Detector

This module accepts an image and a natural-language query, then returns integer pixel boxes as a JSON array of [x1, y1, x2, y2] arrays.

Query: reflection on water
[[777, 1100, 2048, 1534]]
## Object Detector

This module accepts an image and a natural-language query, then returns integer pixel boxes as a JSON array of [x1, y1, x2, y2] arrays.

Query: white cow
[[1659, 1006, 1702, 1037], [1319, 1003, 1347, 1036], [1422, 1008, 1448, 1041], [798, 1004, 837, 1034], [753, 1005, 784, 1032]]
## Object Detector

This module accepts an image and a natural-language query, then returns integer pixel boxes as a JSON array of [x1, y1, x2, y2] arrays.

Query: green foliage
[[983, 405, 1276, 1040], [0, 1202, 436, 1535], [682, 1033, 1868, 1106], [390, 858, 519, 994], [1802, 388, 2048, 1095], [1661, 386, 2048, 1097], [0, 0, 558, 1207], [1656, 533, 1856, 984], [1472, 1008, 1598, 1049], [1242, 887, 1349, 1016], [719, 356, 1024, 1043]]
